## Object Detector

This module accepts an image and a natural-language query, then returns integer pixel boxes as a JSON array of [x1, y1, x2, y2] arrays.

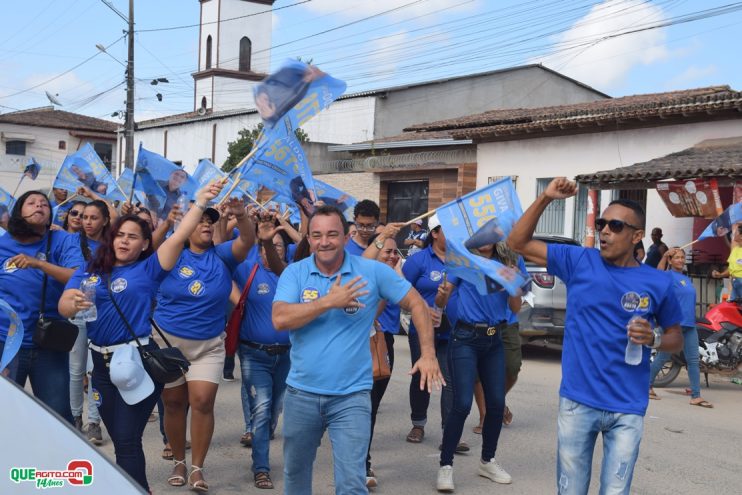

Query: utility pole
[[124, 0, 135, 170]]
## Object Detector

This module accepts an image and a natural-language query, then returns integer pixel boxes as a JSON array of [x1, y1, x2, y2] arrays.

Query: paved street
[[94, 342, 742, 494]]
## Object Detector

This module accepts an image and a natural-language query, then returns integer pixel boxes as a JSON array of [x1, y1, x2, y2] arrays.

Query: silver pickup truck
[[518, 235, 579, 347]]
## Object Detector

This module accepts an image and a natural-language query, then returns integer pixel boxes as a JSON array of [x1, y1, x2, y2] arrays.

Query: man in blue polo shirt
[[508, 177, 683, 495], [273, 205, 443, 495]]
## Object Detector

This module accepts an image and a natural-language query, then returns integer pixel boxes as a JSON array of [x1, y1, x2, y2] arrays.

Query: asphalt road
[[93, 342, 742, 494]]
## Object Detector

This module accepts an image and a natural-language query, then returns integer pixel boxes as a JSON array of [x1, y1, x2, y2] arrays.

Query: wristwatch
[[649, 328, 662, 349], [374, 238, 385, 250]]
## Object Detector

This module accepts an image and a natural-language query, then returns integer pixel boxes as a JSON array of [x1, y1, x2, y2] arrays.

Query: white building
[[0, 107, 117, 196]]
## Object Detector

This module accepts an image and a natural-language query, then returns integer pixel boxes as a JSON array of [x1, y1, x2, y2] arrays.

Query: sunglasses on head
[[595, 218, 642, 234]]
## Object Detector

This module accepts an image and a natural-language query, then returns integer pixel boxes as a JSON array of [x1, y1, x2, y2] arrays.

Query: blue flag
[[436, 178, 528, 296], [23, 158, 41, 180], [698, 202, 742, 240], [314, 179, 356, 221], [0, 299, 24, 373], [54, 144, 117, 198], [108, 169, 149, 207], [0, 186, 15, 218], [254, 59, 347, 130], [136, 144, 197, 218]]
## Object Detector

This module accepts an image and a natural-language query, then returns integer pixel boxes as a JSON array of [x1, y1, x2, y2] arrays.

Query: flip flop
[[472, 425, 483, 435], [503, 406, 513, 426], [690, 400, 713, 408]]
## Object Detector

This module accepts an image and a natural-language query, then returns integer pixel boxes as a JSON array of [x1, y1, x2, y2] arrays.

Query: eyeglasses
[[356, 223, 377, 232], [595, 218, 642, 233]]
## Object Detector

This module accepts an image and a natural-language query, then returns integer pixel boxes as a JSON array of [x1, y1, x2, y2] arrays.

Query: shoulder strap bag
[[225, 263, 260, 356]]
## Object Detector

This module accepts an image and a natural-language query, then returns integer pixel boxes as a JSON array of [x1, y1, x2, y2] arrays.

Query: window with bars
[[5, 140, 26, 156], [536, 178, 565, 235]]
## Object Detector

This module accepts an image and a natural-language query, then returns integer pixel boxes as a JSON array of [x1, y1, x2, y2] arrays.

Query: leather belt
[[456, 321, 506, 337], [89, 337, 148, 355], [240, 339, 291, 356]]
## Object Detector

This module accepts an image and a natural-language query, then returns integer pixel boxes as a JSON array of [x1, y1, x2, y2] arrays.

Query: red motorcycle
[[652, 300, 742, 387]]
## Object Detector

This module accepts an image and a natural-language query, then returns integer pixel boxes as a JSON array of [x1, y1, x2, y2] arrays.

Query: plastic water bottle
[[79, 279, 98, 322], [624, 316, 643, 365], [432, 305, 444, 329], [173, 193, 189, 231]]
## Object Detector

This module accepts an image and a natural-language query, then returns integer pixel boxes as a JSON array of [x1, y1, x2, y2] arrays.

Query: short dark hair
[[608, 199, 645, 230], [309, 204, 349, 234], [353, 199, 380, 220]]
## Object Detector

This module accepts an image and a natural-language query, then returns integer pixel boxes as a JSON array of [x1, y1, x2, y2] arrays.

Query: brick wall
[[316, 172, 380, 204]]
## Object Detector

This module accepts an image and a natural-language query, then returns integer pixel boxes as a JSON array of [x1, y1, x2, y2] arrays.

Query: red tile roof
[[0, 107, 117, 133]]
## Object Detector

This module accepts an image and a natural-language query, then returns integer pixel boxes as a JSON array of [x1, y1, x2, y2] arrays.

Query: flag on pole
[[0, 299, 24, 373], [53, 144, 117, 197], [698, 202, 742, 240], [136, 144, 197, 218], [435, 178, 528, 296], [314, 179, 356, 220], [108, 169, 149, 207], [0, 186, 15, 218], [23, 158, 41, 180]]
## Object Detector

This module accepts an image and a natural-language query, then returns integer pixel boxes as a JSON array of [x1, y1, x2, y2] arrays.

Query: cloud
[[665, 65, 718, 89], [529, 0, 670, 89], [302, 0, 480, 20]]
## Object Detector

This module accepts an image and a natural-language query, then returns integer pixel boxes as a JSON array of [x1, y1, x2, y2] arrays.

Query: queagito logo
[[9, 459, 93, 489]]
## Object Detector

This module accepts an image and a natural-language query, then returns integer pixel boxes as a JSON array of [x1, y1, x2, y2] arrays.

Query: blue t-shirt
[[0, 231, 83, 347], [153, 242, 238, 340], [669, 270, 696, 328], [234, 260, 288, 345], [274, 251, 411, 395], [67, 255, 169, 346], [449, 276, 509, 326], [68, 232, 101, 261], [547, 244, 681, 416], [377, 302, 400, 334], [506, 257, 528, 325], [401, 246, 447, 336], [345, 237, 366, 256]]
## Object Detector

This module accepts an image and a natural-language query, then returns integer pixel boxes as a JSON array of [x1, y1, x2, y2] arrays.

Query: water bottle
[[173, 193, 189, 231], [79, 279, 98, 322], [624, 316, 643, 365], [432, 305, 444, 329]]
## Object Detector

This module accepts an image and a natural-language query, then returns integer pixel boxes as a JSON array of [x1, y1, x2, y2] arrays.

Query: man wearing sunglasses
[[508, 177, 683, 495]]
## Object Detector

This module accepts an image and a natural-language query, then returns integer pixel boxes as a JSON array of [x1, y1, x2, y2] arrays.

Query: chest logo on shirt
[[621, 291, 650, 313], [111, 277, 128, 293], [344, 299, 361, 315], [3, 259, 18, 273], [680, 279, 687, 287], [430, 270, 443, 282], [257, 283, 270, 295], [301, 287, 319, 303], [189, 280, 205, 296], [178, 266, 195, 279]]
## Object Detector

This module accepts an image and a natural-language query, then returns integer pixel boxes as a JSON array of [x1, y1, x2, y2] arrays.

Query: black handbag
[[32, 230, 79, 352], [106, 279, 190, 384]]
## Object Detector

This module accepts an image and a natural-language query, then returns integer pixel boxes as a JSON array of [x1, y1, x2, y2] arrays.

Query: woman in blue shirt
[[62, 201, 86, 234], [649, 248, 712, 407], [234, 223, 289, 490], [0, 190, 82, 421], [153, 197, 254, 491], [59, 181, 225, 492], [434, 242, 519, 491]]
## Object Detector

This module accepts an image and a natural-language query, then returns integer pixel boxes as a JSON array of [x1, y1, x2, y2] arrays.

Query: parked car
[[518, 235, 579, 347]]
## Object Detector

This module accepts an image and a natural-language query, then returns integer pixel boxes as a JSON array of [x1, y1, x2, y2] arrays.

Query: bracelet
[[194, 201, 207, 211]]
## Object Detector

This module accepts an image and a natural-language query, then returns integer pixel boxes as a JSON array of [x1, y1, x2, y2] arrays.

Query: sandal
[[690, 399, 714, 408], [241, 432, 253, 448], [503, 405, 513, 426], [162, 443, 173, 460], [254, 472, 274, 489], [472, 425, 483, 435], [188, 465, 209, 492], [406, 426, 424, 443], [649, 388, 660, 400], [168, 459, 187, 487]]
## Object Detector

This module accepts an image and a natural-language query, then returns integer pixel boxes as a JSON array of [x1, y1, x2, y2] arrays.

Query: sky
[[0, 0, 740, 123]]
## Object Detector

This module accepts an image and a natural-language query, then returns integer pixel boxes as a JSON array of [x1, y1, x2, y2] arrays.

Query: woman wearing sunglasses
[[62, 201, 86, 233], [58, 181, 225, 493], [153, 197, 254, 492]]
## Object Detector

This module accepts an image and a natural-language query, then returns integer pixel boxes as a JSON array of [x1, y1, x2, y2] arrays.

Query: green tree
[[222, 124, 310, 173]]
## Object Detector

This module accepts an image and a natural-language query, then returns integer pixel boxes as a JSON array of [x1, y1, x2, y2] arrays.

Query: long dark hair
[[88, 215, 153, 274], [7, 190, 51, 239], [62, 200, 87, 231]]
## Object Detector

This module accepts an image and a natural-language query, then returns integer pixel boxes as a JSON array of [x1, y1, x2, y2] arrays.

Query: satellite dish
[[45, 91, 63, 106]]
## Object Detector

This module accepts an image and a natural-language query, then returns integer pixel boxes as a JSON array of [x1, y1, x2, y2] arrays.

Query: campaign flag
[[698, 202, 742, 240], [0, 299, 24, 372], [435, 178, 528, 296], [0, 186, 15, 214], [136, 144, 197, 218], [23, 158, 41, 180], [54, 144, 117, 197], [193, 159, 237, 204], [314, 179, 356, 220], [254, 59, 347, 131], [108, 169, 148, 206]]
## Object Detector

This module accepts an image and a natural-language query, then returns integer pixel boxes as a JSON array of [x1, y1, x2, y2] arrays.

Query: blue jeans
[[91, 346, 163, 491], [238, 343, 291, 474], [440, 324, 506, 466], [69, 321, 101, 423], [283, 386, 371, 495], [408, 335, 452, 429], [650, 326, 700, 398], [557, 397, 643, 495], [731, 278, 742, 301], [1, 342, 73, 423]]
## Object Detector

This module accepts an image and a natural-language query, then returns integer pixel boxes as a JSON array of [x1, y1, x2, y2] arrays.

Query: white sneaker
[[478, 458, 512, 484], [437, 465, 454, 492]]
